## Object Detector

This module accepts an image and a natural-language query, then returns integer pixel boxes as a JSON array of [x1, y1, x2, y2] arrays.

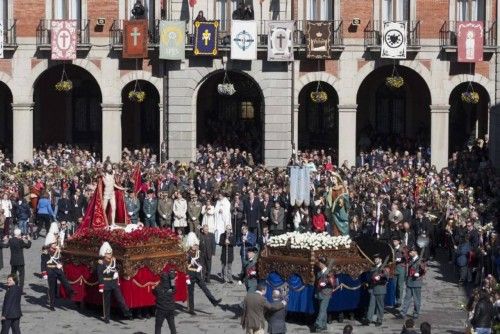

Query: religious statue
[[101, 163, 128, 226], [325, 173, 350, 236]]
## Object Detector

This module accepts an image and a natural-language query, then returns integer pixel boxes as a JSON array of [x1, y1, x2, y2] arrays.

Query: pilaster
[[12, 103, 34, 163], [101, 103, 122, 162], [338, 104, 357, 167]]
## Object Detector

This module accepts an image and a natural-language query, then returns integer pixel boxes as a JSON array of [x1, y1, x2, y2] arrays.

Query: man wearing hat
[[314, 257, 336, 332], [158, 191, 174, 228], [398, 247, 425, 320], [392, 235, 407, 308], [187, 192, 202, 233], [362, 253, 388, 327], [242, 247, 258, 293], [125, 190, 140, 224], [97, 242, 132, 323], [143, 189, 158, 227]]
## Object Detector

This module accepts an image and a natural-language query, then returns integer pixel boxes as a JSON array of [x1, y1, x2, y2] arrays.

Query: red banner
[[51, 20, 77, 60], [457, 21, 483, 63], [123, 20, 148, 59]]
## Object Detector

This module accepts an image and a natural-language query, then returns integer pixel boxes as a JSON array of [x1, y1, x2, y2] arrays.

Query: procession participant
[[44, 223, 74, 310], [244, 190, 261, 237], [393, 235, 407, 308], [2, 228, 31, 293], [97, 241, 132, 323], [199, 224, 215, 283], [125, 190, 140, 224], [398, 247, 425, 320], [269, 201, 285, 236], [258, 226, 271, 249], [218, 224, 235, 283], [173, 191, 187, 230], [143, 189, 158, 227], [242, 247, 259, 293], [314, 257, 336, 332], [153, 270, 177, 334], [238, 225, 256, 282], [185, 232, 222, 315], [231, 193, 245, 243], [214, 192, 231, 245], [157, 191, 173, 228], [187, 192, 202, 233], [362, 254, 388, 327]]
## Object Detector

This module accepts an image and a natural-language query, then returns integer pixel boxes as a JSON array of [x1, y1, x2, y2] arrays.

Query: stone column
[[101, 103, 122, 162], [12, 103, 34, 163], [430, 105, 450, 171], [338, 104, 357, 167]]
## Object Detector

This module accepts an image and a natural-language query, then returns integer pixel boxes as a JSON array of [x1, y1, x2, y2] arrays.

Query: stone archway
[[449, 81, 490, 154], [356, 65, 432, 153], [33, 64, 102, 155], [121, 80, 161, 155], [0, 82, 13, 158], [196, 70, 265, 163]]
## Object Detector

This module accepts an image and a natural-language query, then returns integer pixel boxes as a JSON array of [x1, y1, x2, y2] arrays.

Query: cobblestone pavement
[[0, 238, 468, 334]]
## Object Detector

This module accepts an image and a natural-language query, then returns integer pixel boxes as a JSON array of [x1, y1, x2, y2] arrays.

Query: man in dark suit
[[400, 222, 416, 249], [244, 190, 261, 237], [56, 192, 71, 223], [266, 289, 287, 334], [1, 274, 22, 334], [260, 193, 272, 230], [241, 284, 285, 333], [153, 270, 177, 334], [2, 229, 31, 292]]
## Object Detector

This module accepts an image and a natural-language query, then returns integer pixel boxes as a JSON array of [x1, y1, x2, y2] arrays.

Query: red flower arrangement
[[68, 227, 179, 249]]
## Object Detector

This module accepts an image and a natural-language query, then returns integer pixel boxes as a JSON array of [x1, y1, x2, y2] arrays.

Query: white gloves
[[374, 275, 380, 281], [414, 273, 420, 278]]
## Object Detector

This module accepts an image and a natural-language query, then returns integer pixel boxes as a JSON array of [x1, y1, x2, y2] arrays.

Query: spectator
[[1, 274, 22, 334], [343, 324, 353, 334], [241, 284, 285, 334], [266, 289, 287, 334], [401, 318, 417, 334], [471, 290, 494, 334], [13, 198, 30, 236], [1, 229, 31, 293], [420, 322, 431, 334]]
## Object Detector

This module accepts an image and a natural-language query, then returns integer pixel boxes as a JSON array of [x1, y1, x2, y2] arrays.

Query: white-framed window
[[216, 0, 237, 30], [53, 0, 81, 20], [307, 0, 333, 20], [382, 0, 409, 21], [457, 0, 485, 21], [0, 0, 8, 27]]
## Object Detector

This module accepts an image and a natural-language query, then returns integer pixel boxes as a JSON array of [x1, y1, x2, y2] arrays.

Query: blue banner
[[194, 21, 218, 56]]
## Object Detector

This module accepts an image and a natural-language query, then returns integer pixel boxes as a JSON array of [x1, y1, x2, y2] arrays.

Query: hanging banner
[[194, 21, 218, 56], [0, 23, 4, 58], [51, 20, 77, 60], [381, 21, 407, 59], [123, 20, 148, 58], [231, 20, 257, 60], [159, 20, 185, 60], [306, 21, 331, 59], [267, 21, 294, 61], [457, 21, 484, 63]]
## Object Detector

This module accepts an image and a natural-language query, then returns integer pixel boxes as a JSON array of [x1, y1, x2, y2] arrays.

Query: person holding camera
[[153, 270, 177, 334], [2, 229, 31, 293]]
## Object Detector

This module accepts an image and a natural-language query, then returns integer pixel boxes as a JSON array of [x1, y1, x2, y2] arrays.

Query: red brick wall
[[417, 0, 449, 39], [341, 0, 373, 39], [15, 0, 45, 37], [87, 0, 119, 37]]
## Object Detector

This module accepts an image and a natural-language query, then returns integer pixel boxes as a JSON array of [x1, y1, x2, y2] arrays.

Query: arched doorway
[[0, 82, 12, 158], [356, 65, 431, 153], [121, 80, 160, 155], [33, 64, 102, 155], [449, 82, 489, 154], [196, 71, 264, 162], [298, 81, 339, 154]]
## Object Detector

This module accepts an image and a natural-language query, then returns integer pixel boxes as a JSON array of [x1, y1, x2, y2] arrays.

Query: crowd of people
[[0, 137, 498, 333]]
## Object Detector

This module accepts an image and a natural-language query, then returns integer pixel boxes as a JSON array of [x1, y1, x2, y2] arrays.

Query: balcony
[[36, 19, 91, 51], [3, 19, 17, 51], [109, 19, 160, 49], [440, 20, 496, 53], [364, 20, 421, 52], [185, 19, 344, 51]]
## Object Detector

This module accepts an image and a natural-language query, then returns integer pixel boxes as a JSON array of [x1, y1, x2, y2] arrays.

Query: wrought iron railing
[[109, 19, 160, 47], [36, 19, 90, 46], [364, 20, 421, 47], [3, 19, 16, 46], [440, 20, 497, 47]]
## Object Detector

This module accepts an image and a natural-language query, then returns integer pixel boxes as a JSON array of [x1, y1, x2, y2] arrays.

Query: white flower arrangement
[[268, 232, 352, 251]]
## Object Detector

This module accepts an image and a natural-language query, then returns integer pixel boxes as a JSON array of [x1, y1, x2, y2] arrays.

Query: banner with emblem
[[267, 21, 293, 62], [381, 21, 407, 59], [231, 20, 257, 60], [306, 21, 331, 59], [51, 20, 77, 60], [457, 21, 483, 63], [194, 21, 218, 56], [159, 20, 185, 60], [123, 20, 148, 58]]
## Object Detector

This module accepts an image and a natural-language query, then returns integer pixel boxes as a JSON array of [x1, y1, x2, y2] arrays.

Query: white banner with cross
[[51, 20, 77, 60], [267, 21, 294, 62], [231, 20, 257, 60]]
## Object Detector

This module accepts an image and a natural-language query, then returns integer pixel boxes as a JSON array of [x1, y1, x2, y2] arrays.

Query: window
[[241, 102, 255, 120], [382, 0, 409, 21], [0, 0, 7, 27], [53, 0, 81, 20], [457, 0, 485, 21], [307, 0, 333, 20]]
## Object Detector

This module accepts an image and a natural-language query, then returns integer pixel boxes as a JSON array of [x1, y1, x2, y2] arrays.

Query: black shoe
[[188, 310, 196, 316], [375, 322, 382, 327], [395, 313, 404, 319], [137, 314, 143, 320], [394, 303, 401, 309], [212, 298, 222, 306], [49, 306, 55, 311], [103, 318, 110, 324], [361, 319, 370, 326], [227, 280, 234, 284]]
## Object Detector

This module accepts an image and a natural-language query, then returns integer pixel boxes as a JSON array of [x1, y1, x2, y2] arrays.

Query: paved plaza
[[0, 238, 468, 334]]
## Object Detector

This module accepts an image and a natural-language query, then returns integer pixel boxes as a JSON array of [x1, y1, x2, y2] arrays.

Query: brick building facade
[[0, 0, 498, 169]]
